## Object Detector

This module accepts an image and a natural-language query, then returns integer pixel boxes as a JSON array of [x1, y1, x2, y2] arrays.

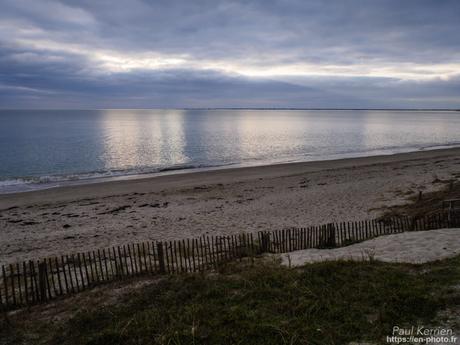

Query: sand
[[277, 228, 460, 266], [1, 147, 460, 265]]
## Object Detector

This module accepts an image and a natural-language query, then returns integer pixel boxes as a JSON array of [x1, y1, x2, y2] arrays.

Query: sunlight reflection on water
[[0, 109, 459, 191]]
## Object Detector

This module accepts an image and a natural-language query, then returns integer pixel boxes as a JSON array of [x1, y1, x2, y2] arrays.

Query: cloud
[[0, 0, 459, 108]]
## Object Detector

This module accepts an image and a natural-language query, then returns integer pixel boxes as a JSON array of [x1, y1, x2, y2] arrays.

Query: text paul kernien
[[392, 326, 453, 336]]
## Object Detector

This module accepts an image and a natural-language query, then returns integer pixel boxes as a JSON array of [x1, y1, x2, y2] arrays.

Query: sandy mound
[[278, 229, 460, 266]]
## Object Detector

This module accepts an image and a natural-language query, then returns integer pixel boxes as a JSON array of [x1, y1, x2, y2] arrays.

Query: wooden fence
[[1, 211, 459, 311]]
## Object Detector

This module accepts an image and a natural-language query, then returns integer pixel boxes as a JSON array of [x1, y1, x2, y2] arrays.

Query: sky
[[0, 0, 460, 109]]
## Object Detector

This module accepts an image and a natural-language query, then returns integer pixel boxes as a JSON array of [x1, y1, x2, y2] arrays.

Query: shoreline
[[2, 143, 460, 196], [1, 147, 460, 264], [1, 146, 460, 208]]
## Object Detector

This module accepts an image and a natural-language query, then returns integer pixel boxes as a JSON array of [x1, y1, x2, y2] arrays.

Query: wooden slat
[[91, 251, 99, 283], [137, 243, 144, 273], [9, 264, 17, 305], [177, 240, 184, 273], [115, 246, 123, 277], [122, 245, 130, 276], [22, 261, 29, 304], [97, 250, 105, 281], [126, 244, 135, 275], [182, 239, 189, 272], [38, 261, 48, 301], [54, 257, 63, 296], [167, 241, 174, 273], [157, 242, 166, 274], [60, 256, 70, 294], [81, 253, 91, 287], [30, 261, 39, 302], [152, 242, 159, 273], [147, 242, 154, 273], [173, 241, 180, 273], [134, 243, 141, 274], [207, 236, 214, 268], [2, 265, 9, 307], [76, 254, 85, 289], [199, 237, 207, 270], [190, 239, 196, 272]]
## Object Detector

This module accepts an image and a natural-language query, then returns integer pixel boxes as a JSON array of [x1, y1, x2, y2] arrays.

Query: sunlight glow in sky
[[10, 36, 460, 81]]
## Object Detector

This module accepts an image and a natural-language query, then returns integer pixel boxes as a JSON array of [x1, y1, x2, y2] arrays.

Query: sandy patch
[[278, 228, 460, 266]]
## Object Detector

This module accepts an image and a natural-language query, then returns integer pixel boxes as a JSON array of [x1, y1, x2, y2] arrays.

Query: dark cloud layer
[[0, 0, 459, 108]]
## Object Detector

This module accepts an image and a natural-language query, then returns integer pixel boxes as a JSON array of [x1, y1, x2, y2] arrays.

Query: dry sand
[[278, 228, 460, 266], [1, 148, 460, 265]]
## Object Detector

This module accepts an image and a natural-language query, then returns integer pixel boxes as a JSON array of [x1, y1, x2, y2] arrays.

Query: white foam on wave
[[0, 163, 224, 194]]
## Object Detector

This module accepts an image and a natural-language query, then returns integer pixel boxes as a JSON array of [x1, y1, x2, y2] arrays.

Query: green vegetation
[[381, 178, 460, 219], [2, 255, 460, 345]]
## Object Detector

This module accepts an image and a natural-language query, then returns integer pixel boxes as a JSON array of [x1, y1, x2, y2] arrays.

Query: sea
[[1, 109, 459, 193]]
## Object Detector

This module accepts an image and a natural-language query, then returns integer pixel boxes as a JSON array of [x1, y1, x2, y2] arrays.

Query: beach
[[1, 147, 460, 265]]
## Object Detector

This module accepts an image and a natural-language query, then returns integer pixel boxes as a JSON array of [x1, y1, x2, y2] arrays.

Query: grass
[[381, 178, 460, 219], [2, 255, 460, 345]]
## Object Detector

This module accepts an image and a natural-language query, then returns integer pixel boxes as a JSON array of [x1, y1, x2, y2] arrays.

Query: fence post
[[38, 261, 47, 302], [260, 232, 271, 253], [157, 242, 166, 274], [328, 224, 336, 248]]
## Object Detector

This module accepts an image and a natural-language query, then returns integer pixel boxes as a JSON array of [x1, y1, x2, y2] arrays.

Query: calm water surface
[[1, 109, 459, 193]]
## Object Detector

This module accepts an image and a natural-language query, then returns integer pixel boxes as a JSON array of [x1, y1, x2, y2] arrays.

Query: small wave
[[0, 178, 31, 187], [158, 164, 205, 173], [0, 163, 232, 194], [418, 141, 460, 151]]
